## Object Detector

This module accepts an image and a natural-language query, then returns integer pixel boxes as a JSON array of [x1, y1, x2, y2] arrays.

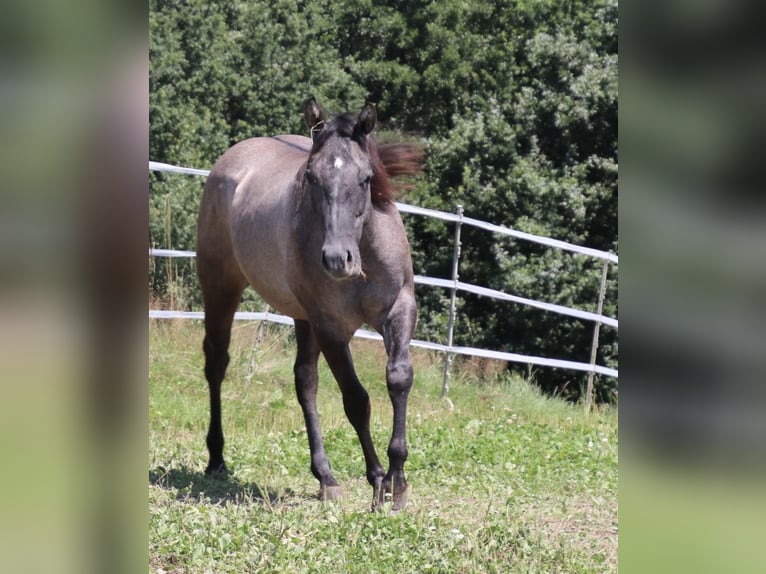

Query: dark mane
[[370, 141, 425, 206], [310, 112, 365, 152]]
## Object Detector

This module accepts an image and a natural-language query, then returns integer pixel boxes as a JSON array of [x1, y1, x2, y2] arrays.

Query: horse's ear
[[304, 97, 325, 133], [357, 101, 377, 135]]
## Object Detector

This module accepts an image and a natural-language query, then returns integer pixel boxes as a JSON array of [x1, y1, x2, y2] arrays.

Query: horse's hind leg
[[293, 320, 343, 500], [198, 254, 247, 476]]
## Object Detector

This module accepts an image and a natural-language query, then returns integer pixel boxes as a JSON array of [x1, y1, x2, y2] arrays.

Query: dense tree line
[[150, 0, 618, 401]]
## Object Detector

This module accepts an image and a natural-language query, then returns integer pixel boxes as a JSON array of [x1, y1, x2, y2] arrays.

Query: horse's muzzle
[[321, 246, 360, 280]]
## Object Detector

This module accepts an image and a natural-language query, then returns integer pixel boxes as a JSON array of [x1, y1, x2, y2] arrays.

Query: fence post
[[585, 259, 610, 413], [441, 204, 464, 399]]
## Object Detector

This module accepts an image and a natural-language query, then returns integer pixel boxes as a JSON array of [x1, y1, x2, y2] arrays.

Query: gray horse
[[196, 98, 423, 511]]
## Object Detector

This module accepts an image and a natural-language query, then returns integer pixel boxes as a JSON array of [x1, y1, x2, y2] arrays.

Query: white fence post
[[441, 204, 464, 399], [585, 259, 610, 412]]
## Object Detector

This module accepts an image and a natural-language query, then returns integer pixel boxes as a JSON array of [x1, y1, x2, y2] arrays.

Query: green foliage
[[149, 0, 618, 401]]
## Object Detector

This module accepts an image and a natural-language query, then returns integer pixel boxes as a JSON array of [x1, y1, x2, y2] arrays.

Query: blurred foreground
[[1, 1, 765, 572]]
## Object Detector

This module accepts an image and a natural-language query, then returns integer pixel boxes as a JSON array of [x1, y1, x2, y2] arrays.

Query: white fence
[[149, 161, 618, 391]]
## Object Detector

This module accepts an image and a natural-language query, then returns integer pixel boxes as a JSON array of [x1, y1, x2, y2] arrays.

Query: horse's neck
[[361, 206, 410, 271]]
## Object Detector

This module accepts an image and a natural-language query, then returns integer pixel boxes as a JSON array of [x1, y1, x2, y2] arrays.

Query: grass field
[[149, 320, 617, 573]]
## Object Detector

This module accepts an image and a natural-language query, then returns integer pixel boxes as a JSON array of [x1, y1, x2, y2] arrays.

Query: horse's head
[[303, 98, 377, 280]]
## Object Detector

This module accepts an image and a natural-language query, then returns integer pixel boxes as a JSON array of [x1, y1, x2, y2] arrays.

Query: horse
[[196, 98, 423, 511]]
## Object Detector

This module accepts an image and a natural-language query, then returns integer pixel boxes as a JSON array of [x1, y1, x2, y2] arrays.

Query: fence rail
[[149, 247, 617, 330], [149, 162, 618, 264], [148, 309, 618, 378], [149, 161, 618, 385]]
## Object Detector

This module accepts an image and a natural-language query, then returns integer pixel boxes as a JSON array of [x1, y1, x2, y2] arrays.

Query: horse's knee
[[386, 358, 413, 396], [203, 335, 229, 384]]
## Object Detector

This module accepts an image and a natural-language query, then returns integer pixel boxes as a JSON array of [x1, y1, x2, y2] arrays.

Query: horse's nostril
[[321, 247, 355, 277]]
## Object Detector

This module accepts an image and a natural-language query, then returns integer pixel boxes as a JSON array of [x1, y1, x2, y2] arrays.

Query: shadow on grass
[[149, 465, 316, 508]]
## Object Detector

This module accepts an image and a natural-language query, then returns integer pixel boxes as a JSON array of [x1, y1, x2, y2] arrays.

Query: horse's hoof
[[204, 462, 229, 478], [372, 483, 408, 513], [319, 485, 344, 502], [390, 485, 408, 513]]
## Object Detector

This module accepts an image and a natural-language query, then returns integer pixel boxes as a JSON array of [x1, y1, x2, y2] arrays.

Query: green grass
[[150, 320, 617, 573]]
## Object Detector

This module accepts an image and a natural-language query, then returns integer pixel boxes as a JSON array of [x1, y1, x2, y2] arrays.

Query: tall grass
[[150, 320, 617, 573]]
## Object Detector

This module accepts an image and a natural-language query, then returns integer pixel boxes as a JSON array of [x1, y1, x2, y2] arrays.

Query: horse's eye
[[305, 170, 318, 185], [361, 175, 372, 188]]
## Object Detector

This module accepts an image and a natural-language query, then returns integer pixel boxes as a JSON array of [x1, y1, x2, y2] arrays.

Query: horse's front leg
[[379, 291, 417, 512], [294, 320, 343, 501], [317, 332, 386, 497]]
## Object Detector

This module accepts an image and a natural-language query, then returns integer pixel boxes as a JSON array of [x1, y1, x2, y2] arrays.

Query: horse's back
[[203, 134, 310, 202], [211, 135, 310, 180], [197, 135, 311, 318]]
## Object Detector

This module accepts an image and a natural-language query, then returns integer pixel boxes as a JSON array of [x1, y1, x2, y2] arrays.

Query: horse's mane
[[370, 141, 425, 207], [310, 112, 425, 207]]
